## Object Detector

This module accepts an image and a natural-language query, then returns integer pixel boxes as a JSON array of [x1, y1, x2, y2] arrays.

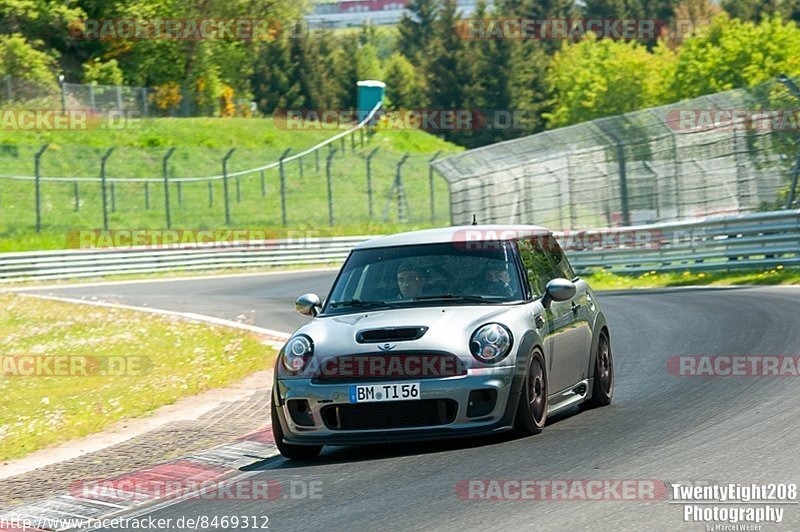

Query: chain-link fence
[[0, 129, 453, 236], [0, 76, 250, 117], [434, 77, 800, 229]]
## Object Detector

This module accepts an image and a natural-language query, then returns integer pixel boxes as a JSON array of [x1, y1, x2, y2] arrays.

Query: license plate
[[349, 382, 420, 404]]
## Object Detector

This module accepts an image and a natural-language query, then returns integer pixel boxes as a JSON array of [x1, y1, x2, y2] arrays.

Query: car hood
[[292, 304, 526, 357]]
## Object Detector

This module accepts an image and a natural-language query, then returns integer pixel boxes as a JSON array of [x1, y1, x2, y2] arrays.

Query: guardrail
[[0, 210, 797, 282], [565, 209, 800, 274]]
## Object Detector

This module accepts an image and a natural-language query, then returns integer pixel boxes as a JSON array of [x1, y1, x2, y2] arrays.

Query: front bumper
[[273, 366, 522, 446]]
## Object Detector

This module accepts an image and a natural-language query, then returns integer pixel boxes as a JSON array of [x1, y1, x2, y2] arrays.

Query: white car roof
[[353, 225, 553, 250]]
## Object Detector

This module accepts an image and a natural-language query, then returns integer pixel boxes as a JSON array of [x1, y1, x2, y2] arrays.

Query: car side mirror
[[541, 278, 577, 308], [295, 293, 321, 316]]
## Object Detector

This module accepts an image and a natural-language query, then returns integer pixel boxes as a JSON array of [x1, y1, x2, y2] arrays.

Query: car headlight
[[282, 335, 313, 373], [470, 323, 513, 363]]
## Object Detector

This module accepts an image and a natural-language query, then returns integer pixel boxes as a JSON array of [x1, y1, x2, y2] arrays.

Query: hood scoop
[[356, 326, 429, 343]]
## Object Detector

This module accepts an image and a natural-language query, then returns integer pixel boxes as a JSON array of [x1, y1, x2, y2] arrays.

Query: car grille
[[321, 399, 458, 430], [311, 352, 467, 383], [356, 327, 428, 343]]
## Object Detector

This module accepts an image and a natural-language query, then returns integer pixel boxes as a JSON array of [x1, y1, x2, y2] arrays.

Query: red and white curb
[[0, 426, 280, 531]]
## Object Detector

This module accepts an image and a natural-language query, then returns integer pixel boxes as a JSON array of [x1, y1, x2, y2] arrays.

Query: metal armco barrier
[[0, 211, 797, 282]]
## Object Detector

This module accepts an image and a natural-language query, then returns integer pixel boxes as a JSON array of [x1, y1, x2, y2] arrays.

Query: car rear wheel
[[513, 350, 547, 436], [581, 330, 614, 409], [271, 400, 323, 459]]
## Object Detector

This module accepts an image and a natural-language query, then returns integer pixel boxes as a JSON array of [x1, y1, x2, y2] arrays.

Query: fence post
[[360, 127, 364, 147], [34, 144, 49, 233], [222, 148, 236, 226], [89, 85, 96, 112], [111, 182, 117, 212], [236, 176, 241, 203], [73, 181, 80, 211], [208, 180, 214, 207], [260, 170, 266, 197], [299, 156, 304, 178], [141, 87, 149, 117], [162, 148, 176, 229], [279, 148, 291, 226], [340, 136, 345, 155], [396, 153, 410, 223], [787, 153, 800, 210], [144, 182, 150, 209], [177, 182, 183, 205], [315, 149, 320, 173], [366, 147, 379, 219], [428, 151, 442, 223], [116, 86, 123, 113], [382, 153, 411, 223], [100, 148, 114, 230], [326, 148, 337, 227], [351, 131, 355, 152], [594, 122, 630, 226]]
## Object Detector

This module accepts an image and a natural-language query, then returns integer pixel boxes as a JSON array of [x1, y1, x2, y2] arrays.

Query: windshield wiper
[[328, 299, 391, 309], [413, 294, 496, 303]]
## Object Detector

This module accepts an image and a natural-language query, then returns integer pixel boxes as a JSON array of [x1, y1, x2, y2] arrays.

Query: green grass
[[587, 266, 800, 291], [0, 117, 462, 251], [0, 293, 275, 460]]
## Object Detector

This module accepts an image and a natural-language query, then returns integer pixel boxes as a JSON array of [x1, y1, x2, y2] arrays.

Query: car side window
[[550, 242, 576, 280], [516, 238, 558, 297]]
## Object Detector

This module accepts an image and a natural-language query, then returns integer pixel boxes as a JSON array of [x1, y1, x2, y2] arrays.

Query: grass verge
[[587, 266, 800, 291], [0, 117, 461, 252], [0, 293, 275, 461]]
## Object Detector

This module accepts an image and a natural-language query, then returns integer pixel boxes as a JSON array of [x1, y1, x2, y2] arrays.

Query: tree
[[383, 52, 421, 109], [396, 0, 439, 60], [721, 0, 800, 24], [544, 34, 677, 127], [0, 33, 58, 86], [669, 14, 800, 99], [82, 58, 124, 85]]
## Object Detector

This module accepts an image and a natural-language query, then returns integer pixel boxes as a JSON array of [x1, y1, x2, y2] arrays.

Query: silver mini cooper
[[271, 225, 614, 459]]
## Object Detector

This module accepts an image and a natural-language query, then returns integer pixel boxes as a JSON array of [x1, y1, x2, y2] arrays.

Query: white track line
[[2, 266, 339, 292]]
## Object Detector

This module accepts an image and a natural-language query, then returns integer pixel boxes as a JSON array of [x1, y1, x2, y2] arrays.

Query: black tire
[[581, 330, 614, 409], [271, 400, 323, 459], [513, 349, 548, 436]]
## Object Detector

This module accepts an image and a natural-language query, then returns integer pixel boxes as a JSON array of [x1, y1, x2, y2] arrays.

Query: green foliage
[[721, 0, 800, 24], [544, 35, 677, 128], [383, 52, 421, 109], [669, 14, 800, 99], [82, 58, 124, 85], [0, 33, 58, 86]]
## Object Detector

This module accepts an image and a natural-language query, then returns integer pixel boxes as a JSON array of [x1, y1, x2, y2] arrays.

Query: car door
[[549, 242, 593, 388], [516, 238, 575, 395]]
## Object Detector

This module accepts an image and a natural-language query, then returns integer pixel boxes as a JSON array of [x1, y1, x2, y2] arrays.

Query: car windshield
[[322, 241, 524, 314]]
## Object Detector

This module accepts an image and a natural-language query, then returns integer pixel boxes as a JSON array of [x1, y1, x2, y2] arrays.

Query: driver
[[482, 265, 513, 296], [396, 262, 427, 299]]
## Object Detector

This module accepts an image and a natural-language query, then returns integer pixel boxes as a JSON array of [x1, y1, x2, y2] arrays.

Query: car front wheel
[[581, 330, 614, 409], [513, 349, 547, 436]]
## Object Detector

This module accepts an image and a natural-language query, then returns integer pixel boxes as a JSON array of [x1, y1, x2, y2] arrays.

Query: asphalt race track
[[24, 274, 800, 530]]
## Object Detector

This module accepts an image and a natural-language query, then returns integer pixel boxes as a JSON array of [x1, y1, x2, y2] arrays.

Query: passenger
[[396, 262, 428, 299]]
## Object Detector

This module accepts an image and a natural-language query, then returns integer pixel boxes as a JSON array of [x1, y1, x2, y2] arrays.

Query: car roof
[[353, 224, 553, 250]]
